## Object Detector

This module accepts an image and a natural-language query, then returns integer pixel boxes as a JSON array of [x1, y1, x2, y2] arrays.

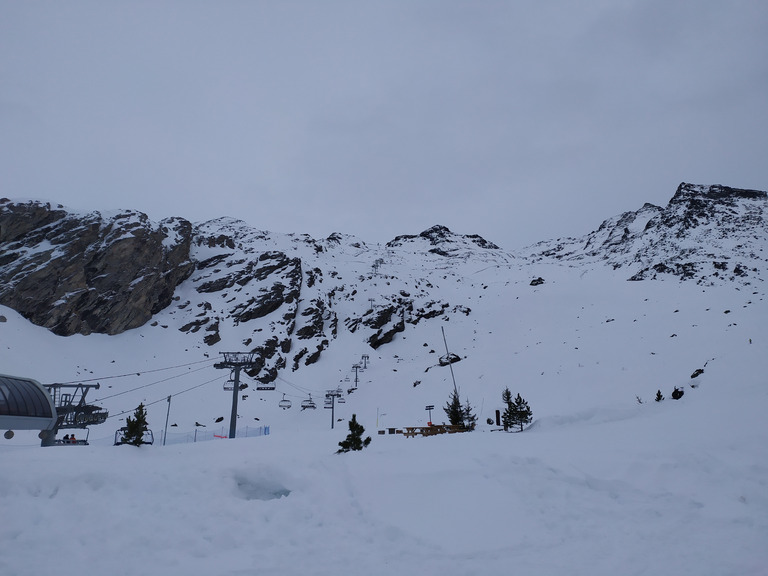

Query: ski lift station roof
[[0, 373, 57, 431]]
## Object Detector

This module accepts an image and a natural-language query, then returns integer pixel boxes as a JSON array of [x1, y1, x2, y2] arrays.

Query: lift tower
[[214, 352, 259, 439]]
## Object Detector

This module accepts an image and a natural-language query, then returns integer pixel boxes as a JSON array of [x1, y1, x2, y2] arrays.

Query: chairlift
[[279, 394, 292, 410], [223, 372, 236, 391], [55, 428, 91, 446], [256, 383, 276, 391], [337, 395, 346, 404], [301, 394, 316, 410], [113, 427, 154, 446]]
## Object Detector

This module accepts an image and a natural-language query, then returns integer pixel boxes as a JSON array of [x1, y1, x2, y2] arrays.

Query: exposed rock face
[[387, 225, 500, 254], [525, 183, 768, 286], [0, 200, 194, 335]]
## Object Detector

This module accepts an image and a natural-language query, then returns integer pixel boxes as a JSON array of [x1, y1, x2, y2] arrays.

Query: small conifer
[[444, 389, 465, 427], [510, 393, 533, 432], [463, 397, 477, 431], [337, 414, 371, 453], [501, 386, 514, 430], [121, 403, 149, 446]]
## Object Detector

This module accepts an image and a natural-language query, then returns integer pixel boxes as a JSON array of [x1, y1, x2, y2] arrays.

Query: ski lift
[[113, 427, 154, 446], [337, 395, 346, 404], [279, 394, 292, 410], [256, 381, 276, 391], [223, 372, 236, 391], [55, 428, 91, 446], [301, 394, 316, 410]]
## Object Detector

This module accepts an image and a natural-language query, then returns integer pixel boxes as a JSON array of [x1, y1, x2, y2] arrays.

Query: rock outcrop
[[0, 199, 194, 335]]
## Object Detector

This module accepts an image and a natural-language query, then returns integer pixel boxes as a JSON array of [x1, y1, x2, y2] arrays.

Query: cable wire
[[93, 364, 213, 403], [47, 357, 218, 386], [106, 374, 226, 420]]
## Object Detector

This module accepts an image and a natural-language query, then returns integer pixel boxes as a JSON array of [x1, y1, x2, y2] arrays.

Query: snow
[[2, 228, 768, 575]]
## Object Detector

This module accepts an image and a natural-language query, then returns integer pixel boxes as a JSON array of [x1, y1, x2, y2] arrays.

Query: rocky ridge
[[1, 183, 766, 386], [524, 183, 767, 285]]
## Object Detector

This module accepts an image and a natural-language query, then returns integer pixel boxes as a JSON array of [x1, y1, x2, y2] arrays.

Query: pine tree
[[510, 393, 533, 432], [463, 397, 477, 431], [121, 403, 149, 446], [501, 386, 514, 430], [444, 389, 465, 427], [655, 390, 664, 402], [337, 414, 371, 453]]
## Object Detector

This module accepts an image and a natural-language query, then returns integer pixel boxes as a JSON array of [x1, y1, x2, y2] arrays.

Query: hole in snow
[[234, 474, 291, 501]]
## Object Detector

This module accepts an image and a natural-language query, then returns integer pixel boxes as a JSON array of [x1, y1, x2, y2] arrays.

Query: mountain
[[2, 184, 767, 575], [525, 182, 767, 284], [1, 183, 766, 392]]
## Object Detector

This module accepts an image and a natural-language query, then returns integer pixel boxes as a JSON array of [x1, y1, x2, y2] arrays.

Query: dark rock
[[0, 200, 194, 335], [296, 299, 326, 340], [439, 352, 461, 366]]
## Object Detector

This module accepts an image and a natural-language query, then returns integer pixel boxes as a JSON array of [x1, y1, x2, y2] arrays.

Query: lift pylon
[[214, 352, 261, 439]]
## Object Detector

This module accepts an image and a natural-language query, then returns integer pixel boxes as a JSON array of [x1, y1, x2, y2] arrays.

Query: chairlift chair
[[301, 394, 316, 410], [279, 394, 292, 410], [223, 372, 236, 391], [55, 428, 91, 446], [114, 427, 154, 446]]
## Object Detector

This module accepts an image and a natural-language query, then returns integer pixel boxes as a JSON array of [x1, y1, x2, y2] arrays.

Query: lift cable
[[92, 364, 213, 403], [46, 357, 219, 386], [106, 374, 226, 420], [275, 374, 328, 396]]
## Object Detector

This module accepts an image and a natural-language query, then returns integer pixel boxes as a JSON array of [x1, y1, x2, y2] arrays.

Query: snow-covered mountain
[[525, 182, 767, 284], [1, 183, 767, 575], [1, 182, 766, 423]]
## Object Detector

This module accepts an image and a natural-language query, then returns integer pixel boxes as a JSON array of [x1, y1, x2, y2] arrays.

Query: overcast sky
[[1, 1, 766, 249]]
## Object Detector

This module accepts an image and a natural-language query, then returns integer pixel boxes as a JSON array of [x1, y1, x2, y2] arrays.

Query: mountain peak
[[387, 225, 500, 253], [672, 182, 767, 204], [525, 182, 767, 286]]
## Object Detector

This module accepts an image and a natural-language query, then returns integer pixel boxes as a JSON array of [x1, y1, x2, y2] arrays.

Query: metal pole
[[163, 395, 171, 446], [229, 366, 240, 439], [442, 326, 458, 394], [331, 394, 335, 429]]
